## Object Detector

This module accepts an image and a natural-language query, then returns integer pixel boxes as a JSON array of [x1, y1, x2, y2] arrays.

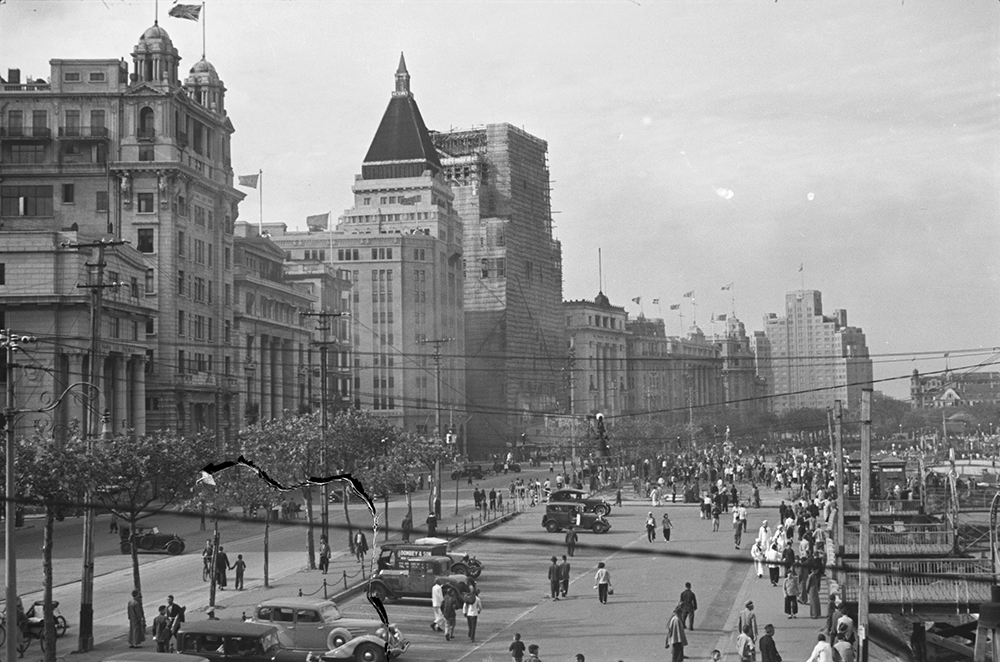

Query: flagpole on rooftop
[[202, 2, 206, 58], [259, 169, 263, 236], [154, 0, 159, 24]]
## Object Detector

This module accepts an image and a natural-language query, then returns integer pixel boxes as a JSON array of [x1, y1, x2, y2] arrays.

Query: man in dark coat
[[215, 546, 230, 589], [547, 556, 561, 600], [759, 623, 782, 662], [679, 582, 698, 630], [565, 526, 579, 557], [559, 555, 571, 598]]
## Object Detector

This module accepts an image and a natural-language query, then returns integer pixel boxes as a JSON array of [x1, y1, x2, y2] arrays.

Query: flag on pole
[[238, 174, 259, 189], [717, 314, 727, 321], [631, 297, 641, 305], [306, 212, 330, 231], [683, 290, 694, 298], [721, 283, 733, 291], [652, 298, 659, 305], [168, 3, 202, 21], [669, 304, 681, 310]]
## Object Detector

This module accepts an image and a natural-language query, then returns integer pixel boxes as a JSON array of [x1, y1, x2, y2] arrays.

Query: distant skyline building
[[910, 369, 1000, 409], [565, 292, 629, 419], [432, 124, 565, 456], [757, 290, 873, 413]]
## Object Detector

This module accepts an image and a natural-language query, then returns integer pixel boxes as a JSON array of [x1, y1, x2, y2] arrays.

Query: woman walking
[[593, 562, 612, 604], [807, 567, 823, 619], [127, 589, 146, 648], [645, 512, 656, 542], [783, 572, 799, 619], [661, 512, 673, 542]]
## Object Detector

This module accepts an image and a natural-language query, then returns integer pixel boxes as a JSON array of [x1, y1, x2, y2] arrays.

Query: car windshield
[[319, 604, 342, 622], [261, 631, 281, 651]]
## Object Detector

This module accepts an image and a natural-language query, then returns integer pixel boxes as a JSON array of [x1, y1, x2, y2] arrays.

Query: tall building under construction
[[432, 125, 565, 457]]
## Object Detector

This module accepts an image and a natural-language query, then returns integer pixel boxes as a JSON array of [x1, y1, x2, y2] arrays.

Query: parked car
[[368, 555, 473, 602], [246, 597, 407, 655], [314, 634, 398, 662], [492, 461, 521, 474], [378, 539, 483, 578], [541, 503, 611, 534], [175, 621, 306, 662], [547, 488, 612, 515], [106, 653, 209, 662], [449, 464, 487, 480], [119, 524, 185, 555]]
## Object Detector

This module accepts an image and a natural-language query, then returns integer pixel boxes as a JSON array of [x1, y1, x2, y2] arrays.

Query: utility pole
[[3, 330, 37, 662], [418, 338, 453, 518], [833, 401, 844, 570], [64, 237, 125, 652], [858, 389, 873, 662], [300, 311, 349, 545]]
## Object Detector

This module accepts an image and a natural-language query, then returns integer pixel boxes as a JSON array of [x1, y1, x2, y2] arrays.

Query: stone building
[[565, 292, 629, 419], [1, 22, 245, 442], [268, 55, 465, 440], [757, 290, 873, 414], [432, 124, 565, 457], [910, 369, 1000, 409], [710, 315, 766, 419]]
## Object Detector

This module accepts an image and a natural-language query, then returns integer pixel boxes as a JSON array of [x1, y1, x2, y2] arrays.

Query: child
[[232, 554, 246, 590], [526, 643, 542, 662], [509, 633, 526, 662], [712, 503, 721, 532]]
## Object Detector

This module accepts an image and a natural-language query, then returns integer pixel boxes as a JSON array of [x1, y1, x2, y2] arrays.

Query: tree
[[93, 430, 212, 593], [16, 432, 95, 662]]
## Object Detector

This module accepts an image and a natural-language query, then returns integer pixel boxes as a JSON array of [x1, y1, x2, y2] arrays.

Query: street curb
[[325, 510, 523, 605]]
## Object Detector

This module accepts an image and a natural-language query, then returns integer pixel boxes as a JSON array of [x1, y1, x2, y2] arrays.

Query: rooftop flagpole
[[259, 169, 263, 235], [202, 2, 206, 58]]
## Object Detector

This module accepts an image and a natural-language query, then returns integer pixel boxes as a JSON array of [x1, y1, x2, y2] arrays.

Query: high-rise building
[[758, 290, 872, 413], [269, 55, 465, 439], [0, 23, 245, 442], [432, 124, 565, 457]]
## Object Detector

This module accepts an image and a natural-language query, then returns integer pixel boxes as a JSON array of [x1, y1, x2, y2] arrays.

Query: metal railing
[[0, 126, 51, 138], [845, 498, 922, 514], [58, 125, 108, 138], [842, 522, 952, 556], [925, 487, 999, 512], [137, 127, 155, 141], [839, 558, 993, 605]]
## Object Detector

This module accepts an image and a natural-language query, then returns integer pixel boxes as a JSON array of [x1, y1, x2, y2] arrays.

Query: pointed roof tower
[[362, 53, 441, 180]]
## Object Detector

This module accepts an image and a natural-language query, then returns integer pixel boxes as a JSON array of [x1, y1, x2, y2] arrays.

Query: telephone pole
[[858, 389, 873, 662], [418, 338, 453, 518], [3, 330, 37, 662], [300, 311, 349, 544], [63, 237, 125, 652]]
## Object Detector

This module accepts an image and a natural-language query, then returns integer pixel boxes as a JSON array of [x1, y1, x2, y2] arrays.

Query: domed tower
[[131, 22, 180, 86], [184, 57, 226, 114]]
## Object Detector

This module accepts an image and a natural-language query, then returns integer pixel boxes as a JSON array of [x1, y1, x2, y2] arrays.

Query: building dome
[[188, 57, 220, 84], [139, 23, 173, 45]]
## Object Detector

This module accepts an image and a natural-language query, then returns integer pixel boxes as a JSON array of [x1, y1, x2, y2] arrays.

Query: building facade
[[432, 124, 565, 457], [565, 292, 629, 419], [710, 315, 766, 419], [758, 290, 873, 414], [0, 24, 245, 442], [269, 55, 465, 440], [910, 369, 1000, 409]]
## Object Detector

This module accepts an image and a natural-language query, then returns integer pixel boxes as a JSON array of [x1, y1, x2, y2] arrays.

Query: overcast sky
[[2, 0, 997, 400]]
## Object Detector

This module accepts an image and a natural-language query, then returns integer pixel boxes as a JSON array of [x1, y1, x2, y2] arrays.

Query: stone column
[[271, 338, 282, 419], [132, 355, 147, 435], [113, 355, 128, 434], [260, 336, 271, 421]]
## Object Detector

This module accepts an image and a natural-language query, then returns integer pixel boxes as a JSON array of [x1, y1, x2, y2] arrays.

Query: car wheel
[[138, 535, 155, 550], [593, 522, 609, 534], [451, 563, 467, 576], [513, 465, 521, 473], [353, 642, 386, 662], [594, 504, 610, 516], [468, 563, 483, 579], [326, 630, 350, 650], [120, 542, 132, 554], [450, 472, 459, 480], [166, 540, 183, 555], [369, 583, 389, 602], [545, 520, 560, 533]]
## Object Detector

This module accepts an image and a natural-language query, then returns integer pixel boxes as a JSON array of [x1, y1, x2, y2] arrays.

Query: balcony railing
[[0, 126, 52, 139], [59, 125, 109, 138], [175, 372, 217, 388], [845, 498, 922, 515], [925, 487, 999, 513], [2, 82, 50, 92], [137, 127, 155, 142], [839, 558, 994, 606], [842, 522, 953, 556]]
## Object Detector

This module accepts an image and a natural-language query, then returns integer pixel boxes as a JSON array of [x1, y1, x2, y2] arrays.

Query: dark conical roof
[[362, 55, 441, 179]]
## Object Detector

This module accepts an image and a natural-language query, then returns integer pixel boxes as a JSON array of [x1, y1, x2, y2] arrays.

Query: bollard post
[[343, 571, 348, 590], [298, 588, 303, 597], [362, 563, 366, 580], [323, 579, 328, 600]]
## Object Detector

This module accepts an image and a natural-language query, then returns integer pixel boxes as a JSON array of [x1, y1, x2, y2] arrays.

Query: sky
[[2, 0, 998, 400]]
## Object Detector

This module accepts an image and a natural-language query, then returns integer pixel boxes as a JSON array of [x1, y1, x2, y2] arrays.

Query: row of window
[[63, 71, 107, 83]]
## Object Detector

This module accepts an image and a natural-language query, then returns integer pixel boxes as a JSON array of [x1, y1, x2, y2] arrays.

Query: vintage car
[[491, 461, 521, 474], [106, 653, 210, 662], [119, 524, 186, 555], [367, 555, 473, 602], [541, 503, 611, 534], [175, 621, 306, 662], [547, 488, 612, 516], [314, 633, 398, 662], [246, 597, 407, 655], [378, 538, 483, 578], [449, 464, 487, 480]]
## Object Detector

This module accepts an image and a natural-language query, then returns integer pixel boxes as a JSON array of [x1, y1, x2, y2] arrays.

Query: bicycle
[[202, 555, 211, 582]]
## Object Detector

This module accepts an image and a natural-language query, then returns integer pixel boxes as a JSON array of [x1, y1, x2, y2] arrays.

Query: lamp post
[[418, 338, 453, 518]]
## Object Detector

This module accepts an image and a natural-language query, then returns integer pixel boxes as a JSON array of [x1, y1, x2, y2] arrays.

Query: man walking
[[152, 605, 171, 653], [679, 582, 697, 630], [565, 526, 578, 557], [547, 556, 561, 600], [559, 555, 571, 598], [759, 623, 782, 662], [440, 589, 457, 641], [430, 582, 445, 633], [737, 600, 758, 642], [165, 594, 185, 650], [665, 604, 688, 662]]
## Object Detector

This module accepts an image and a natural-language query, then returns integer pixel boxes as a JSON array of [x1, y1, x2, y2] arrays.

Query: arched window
[[138, 107, 154, 140]]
